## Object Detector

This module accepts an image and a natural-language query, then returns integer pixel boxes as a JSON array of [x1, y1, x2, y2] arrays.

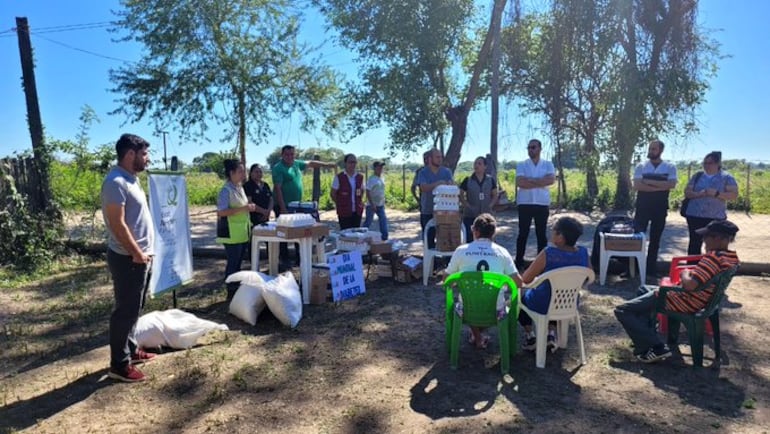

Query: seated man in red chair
[[614, 220, 740, 363]]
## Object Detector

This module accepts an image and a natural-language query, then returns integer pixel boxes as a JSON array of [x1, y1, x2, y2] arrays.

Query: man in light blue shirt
[[417, 148, 454, 249]]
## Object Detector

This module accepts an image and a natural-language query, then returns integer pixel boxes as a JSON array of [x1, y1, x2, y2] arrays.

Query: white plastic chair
[[519, 266, 596, 368], [598, 232, 648, 285], [422, 218, 466, 286]]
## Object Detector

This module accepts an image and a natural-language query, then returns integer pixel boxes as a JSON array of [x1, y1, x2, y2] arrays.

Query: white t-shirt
[[445, 239, 518, 276], [366, 175, 386, 207], [516, 158, 555, 206]]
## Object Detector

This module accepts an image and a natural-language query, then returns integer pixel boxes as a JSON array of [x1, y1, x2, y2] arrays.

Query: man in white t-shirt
[[515, 139, 555, 269], [632, 139, 677, 281], [445, 213, 520, 348], [363, 161, 388, 240]]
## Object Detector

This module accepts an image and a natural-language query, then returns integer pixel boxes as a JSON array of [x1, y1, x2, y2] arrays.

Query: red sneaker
[[108, 365, 146, 382], [131, 349, 157, 365]]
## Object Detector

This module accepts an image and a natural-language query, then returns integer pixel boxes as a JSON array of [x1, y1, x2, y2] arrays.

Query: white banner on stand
[[148, 172, 194, 296], [328, 251, 366, 302]]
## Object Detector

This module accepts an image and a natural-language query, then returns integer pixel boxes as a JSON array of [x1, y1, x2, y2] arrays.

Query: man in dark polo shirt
[[632, 139, 678, 281]]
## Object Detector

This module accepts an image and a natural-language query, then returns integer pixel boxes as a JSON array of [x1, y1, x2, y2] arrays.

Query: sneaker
[[636, 345, 672, 363], [547, 334, 558, 352], [108, 365, 146, 382], [522, 335, 537, 351], [131, 349, 157, 365]]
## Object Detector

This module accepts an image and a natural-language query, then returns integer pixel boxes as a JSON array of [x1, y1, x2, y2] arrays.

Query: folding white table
[[250, 227, 327, 304]]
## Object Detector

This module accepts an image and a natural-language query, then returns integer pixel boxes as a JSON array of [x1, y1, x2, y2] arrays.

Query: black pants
[[338, 213, 362, 230], [274, 207, 295, 264], [224, 242, 247, 299], [463, 217, 476, 242], [420, 213, 436, 249], [107, 249, 150, 370], [634, 206, 667, 273], [686, 216, 716, 255], [516, 204, 549, 265]]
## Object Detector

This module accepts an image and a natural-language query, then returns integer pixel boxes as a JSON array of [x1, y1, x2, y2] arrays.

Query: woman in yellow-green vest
[[216, 159, 256, 300]]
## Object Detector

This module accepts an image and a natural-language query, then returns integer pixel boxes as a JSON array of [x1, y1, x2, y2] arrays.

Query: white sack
[[226, 271, 273, 325], [262, 271, 303, 328], [225, 270, 273, 287], [228, 284, 265, 325], [135, 309, 229, 349]]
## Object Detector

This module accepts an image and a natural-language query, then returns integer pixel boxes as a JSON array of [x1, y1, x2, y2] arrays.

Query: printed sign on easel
[[328, 251, 366, 302]]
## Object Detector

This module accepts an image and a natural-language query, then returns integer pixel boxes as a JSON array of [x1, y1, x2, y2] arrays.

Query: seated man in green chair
[[444, 213, 520, 348], [614, 220, 740, 363]]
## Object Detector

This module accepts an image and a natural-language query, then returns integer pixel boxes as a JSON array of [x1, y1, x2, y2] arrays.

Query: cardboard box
[[252, 225, 277, 237], [436, 223, 462, 251], [392, 255, 423, 283], [310, 265, 331, 304], [369, 241, 393, 255], [605, 239, 643, 251], [434, 211, 461, 225], [276, 223, 330, 239]]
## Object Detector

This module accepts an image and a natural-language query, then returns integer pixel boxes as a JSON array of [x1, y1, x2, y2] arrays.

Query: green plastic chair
[[655, 266, 738, 367], [444, 272, 518, 374]]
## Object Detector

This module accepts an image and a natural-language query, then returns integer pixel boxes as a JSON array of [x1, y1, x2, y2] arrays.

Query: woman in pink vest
[[331, 154, 365, 230]]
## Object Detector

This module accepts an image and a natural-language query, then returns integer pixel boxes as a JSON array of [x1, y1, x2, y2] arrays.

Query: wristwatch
[[714, 191, 720, 198]]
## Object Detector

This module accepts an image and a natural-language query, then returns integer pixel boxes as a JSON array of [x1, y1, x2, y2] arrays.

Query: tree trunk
[[237, 92, 247, 165], [584, 130, 599, 197], [444, 106, 467, 171], [443, 0, 507, 172]]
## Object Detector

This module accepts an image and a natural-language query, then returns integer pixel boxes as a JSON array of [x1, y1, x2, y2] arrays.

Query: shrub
[[0, 173, 63, 272]]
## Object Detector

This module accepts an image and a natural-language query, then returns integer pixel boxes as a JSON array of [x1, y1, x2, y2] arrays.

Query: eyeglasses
[[703, 160, 717, 165], [528, 146, 538, 150], [347, 160, 357, 164]]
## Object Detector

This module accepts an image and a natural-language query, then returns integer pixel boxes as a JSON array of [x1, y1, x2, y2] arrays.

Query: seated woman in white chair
[[518, 217, 590, 351]]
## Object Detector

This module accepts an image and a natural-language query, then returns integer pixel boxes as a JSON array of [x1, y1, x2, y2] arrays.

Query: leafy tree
[[315, 0, 508, 171], [504, 0, 718, 209], [609, 0, 719, 208], [503, 1, 617, 202], [191, 151, 238, 176], [110, 0, 338, 164]]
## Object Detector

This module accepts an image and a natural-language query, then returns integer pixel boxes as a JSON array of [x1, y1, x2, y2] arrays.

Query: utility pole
[[161, 131, 168, 170], [16, 16, 53, 215], [489, 3, 502, 181]]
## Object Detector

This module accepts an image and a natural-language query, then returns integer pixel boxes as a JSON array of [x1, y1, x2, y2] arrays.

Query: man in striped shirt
[[614, 220, 740, 363]]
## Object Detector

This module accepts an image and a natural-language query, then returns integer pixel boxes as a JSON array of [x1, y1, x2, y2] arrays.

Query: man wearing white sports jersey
[[445, 213, 520, 348]]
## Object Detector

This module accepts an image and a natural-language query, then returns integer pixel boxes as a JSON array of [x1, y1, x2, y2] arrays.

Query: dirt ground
[[2, 209, 769, 433]]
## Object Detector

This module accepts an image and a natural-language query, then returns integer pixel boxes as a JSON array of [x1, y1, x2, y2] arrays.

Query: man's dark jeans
[[634, 206, 668, 274], [420, 213, 436, 249], [516, 204, 549, 265], [614, 289, 662, 354], [107, 249, 150, 370]]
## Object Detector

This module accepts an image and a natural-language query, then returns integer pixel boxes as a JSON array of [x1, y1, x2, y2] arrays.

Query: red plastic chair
[[658, 255, 713, 336]]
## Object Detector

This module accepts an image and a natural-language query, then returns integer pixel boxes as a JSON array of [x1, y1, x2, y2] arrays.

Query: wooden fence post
[[746, 163, 751, 210], [402, 164, 406, 201], [312, 154, 320, 204]]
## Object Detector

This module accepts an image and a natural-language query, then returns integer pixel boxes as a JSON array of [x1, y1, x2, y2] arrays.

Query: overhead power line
[[31, 33, 135, 64], [0, 21, 113, 38]]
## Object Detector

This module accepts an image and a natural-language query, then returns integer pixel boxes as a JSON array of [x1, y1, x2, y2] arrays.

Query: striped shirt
[[664, 250, 739, 313]]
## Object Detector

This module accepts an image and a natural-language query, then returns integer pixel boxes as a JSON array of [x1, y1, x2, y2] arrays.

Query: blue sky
[[1, 0, 769, 168]]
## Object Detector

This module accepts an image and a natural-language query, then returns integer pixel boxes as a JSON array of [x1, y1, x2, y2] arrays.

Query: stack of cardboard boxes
[[433, 185, 462, 252], [435, 211, 462, 251]]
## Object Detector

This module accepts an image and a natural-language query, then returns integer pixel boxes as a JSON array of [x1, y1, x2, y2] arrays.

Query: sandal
[[478, 335, 490, 349], [468, 333, 489, 349]]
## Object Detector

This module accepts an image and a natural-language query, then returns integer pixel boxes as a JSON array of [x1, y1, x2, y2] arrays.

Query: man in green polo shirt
[[272, 145, 336, 266]]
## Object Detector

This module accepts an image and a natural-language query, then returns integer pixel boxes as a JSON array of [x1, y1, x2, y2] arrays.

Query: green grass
[[48, 162, 769, 213]]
